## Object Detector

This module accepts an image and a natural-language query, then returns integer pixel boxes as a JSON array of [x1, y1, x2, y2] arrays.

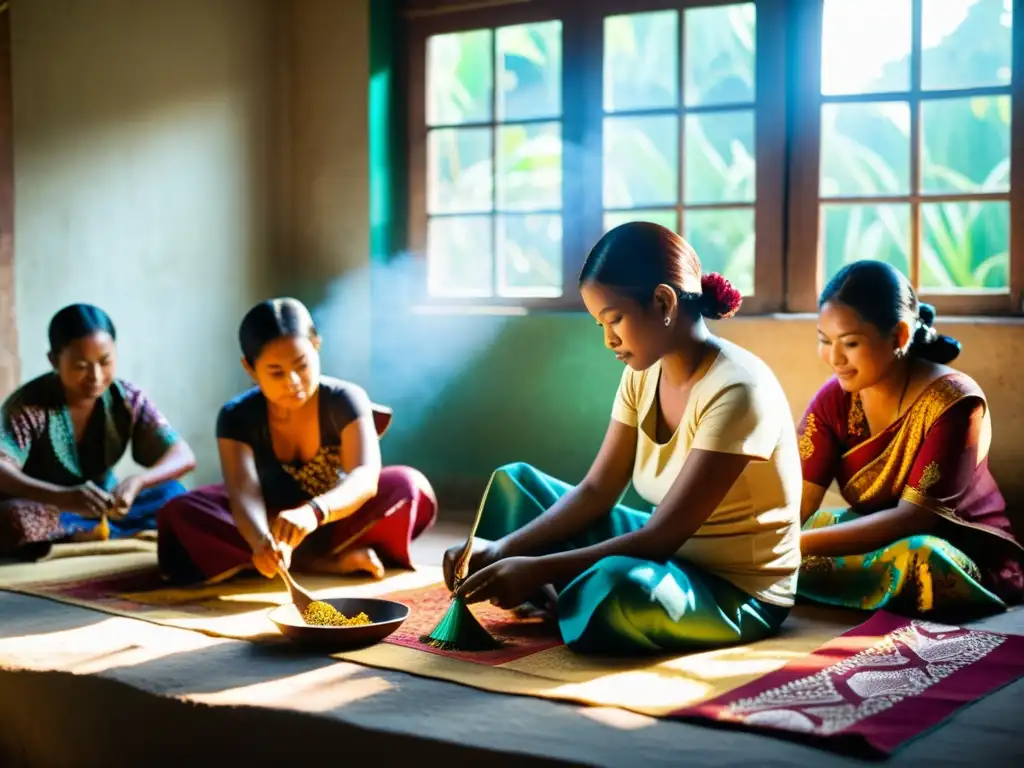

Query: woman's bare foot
[[305, 546, 386, 579]]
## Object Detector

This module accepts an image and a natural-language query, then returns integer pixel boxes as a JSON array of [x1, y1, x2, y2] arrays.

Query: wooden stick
[[452, 474, 493, 587], [278, 566, 315, 614]]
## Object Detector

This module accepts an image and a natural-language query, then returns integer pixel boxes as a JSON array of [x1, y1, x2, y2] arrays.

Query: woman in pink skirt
[[157, 298, 436, 584]]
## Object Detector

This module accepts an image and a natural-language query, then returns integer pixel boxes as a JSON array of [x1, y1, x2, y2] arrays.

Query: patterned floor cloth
[[3, 554, 1022, 754], [672, 610, 1024, 754]]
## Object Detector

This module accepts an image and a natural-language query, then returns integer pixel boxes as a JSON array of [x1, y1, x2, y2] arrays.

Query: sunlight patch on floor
[[184, 664, 396, 712], [579, 707, 658, 731], [0, 615, 227, 674]]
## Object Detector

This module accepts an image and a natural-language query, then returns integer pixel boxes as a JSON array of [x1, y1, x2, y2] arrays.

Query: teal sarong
[[476, 462, 790, 655]]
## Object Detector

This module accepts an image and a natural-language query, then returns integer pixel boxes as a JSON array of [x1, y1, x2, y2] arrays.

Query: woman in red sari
[[798, 261, 1023, 618], [157, 298, 436, 584]]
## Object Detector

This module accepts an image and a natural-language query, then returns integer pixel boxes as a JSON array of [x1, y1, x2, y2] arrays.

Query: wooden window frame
[[787, 0, 1024, 316], [402, 0, 1021, 317], [402, 0, 788, 314], [404, 1, 578, 311]]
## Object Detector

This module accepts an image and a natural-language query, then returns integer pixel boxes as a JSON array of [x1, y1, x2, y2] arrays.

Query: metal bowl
[[268, 597, 410, 650]]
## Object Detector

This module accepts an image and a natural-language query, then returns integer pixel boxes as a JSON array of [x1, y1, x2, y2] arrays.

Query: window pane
[[497, 21, 562, 121], [427, 30, 493, 125], [497, 122, 562, 212], [820, 102, 911, 197], [921, 96, 1010, 194], [684, 110, 755, 205], [922, 0, 1012, 91], [604, 209, 678, 233], [684, 208, 755, 296], [427, 216, 493, 298], [684, 3, 756, 107], [427, 127, 493, 214], [497, 214, 562, 297], [821, 0, 911, 95], [603, 11, 678, 112], [821, 204, 911, 282], [921, 201, 1009, 290], [604, 115, 679, 208]]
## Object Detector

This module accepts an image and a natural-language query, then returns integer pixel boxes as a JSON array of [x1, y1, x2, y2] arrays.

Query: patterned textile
[[281, 446, 346, 498], [673, 611, 1024, 755], [0, 500, 62, 557], [5, 563, 1020, 754], [0, 483, 185, 558], [800, 508, 1004, 618], [798, 372, 1024, 610], [0, 373, 182, 554], [0, 373, 179, 489]]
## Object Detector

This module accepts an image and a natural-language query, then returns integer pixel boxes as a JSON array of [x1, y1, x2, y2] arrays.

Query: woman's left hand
[[454, 556, 550, 609], [271, 505, 320, 551], [109, 476, 146, 519]]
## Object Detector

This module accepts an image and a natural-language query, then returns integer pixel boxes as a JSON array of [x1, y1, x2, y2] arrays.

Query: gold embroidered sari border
[[839, 373, 963, 462], [900, 486, 955, 517], [840, 376, 983, 505]]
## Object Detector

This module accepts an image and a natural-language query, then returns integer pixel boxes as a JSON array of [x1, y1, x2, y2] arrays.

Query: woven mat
[[0, 551, 857, 716]]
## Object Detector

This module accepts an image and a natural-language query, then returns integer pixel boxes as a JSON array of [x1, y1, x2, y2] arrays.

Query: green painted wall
[[365, 3, 644, 509], [370, 311, 631, 506]]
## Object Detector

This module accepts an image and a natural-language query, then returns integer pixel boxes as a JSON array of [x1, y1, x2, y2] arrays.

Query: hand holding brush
[[423, 493, 503, 651], [442, 536, 502, 593]]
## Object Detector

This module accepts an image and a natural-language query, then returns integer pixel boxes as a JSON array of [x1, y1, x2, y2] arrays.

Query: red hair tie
[[700, 273, 742, 319]]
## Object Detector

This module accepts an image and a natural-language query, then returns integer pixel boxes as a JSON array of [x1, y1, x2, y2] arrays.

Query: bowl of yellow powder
[[268, 597, 410, 649]]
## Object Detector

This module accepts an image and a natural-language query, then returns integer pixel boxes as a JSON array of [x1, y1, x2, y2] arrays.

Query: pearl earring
[[664, 316, 671, 327]]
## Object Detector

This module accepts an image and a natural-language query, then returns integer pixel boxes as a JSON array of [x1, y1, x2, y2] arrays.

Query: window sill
[[409, 304, 1024, 325], [725, 313, 1024, 326]]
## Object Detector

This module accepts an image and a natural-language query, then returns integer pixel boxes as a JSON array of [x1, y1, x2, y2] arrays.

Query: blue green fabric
[[798, 507, 1006, 619], [59, 481, 187, 539], [477, 462, 790, 655]]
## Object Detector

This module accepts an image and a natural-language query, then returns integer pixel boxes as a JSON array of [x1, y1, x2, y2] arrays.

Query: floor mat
[[7, 554, 1020, 755], [671, 610, 1024, 755], [0, 553, 855, 718]]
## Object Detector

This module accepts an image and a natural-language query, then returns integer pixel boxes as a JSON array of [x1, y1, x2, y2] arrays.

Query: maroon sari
[[799, 372, 1024, 603]]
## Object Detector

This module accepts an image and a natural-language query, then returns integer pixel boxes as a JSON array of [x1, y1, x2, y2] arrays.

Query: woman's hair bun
[[698, 273, 742, 319]]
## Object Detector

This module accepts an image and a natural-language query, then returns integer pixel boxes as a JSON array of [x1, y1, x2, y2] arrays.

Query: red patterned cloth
[[672, 611, 1024, 755], [382, 581, 562, 664], [0, 499, 63, 557]]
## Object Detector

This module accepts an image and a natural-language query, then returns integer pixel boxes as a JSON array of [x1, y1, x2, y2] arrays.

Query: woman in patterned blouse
[[0, 304, 195, 559], [798, 261, 1023, 618], [157, 298, 436, 584]]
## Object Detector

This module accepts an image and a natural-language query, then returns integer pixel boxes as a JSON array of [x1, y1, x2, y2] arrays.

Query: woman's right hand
[[252, 533, 288, 579], [56, 482, 114, 518], [443, 537, 503, 592]]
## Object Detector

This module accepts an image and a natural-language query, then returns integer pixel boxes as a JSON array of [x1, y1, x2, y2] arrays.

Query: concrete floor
[[2, 522, 1024, 767]]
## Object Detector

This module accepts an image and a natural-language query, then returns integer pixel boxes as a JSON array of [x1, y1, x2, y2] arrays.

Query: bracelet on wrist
[[307, 497, 328, 526]]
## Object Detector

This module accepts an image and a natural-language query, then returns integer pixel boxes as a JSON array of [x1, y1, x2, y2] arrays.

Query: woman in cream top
[[441, 222, 802, 656], [612, 341, 801, 608]]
